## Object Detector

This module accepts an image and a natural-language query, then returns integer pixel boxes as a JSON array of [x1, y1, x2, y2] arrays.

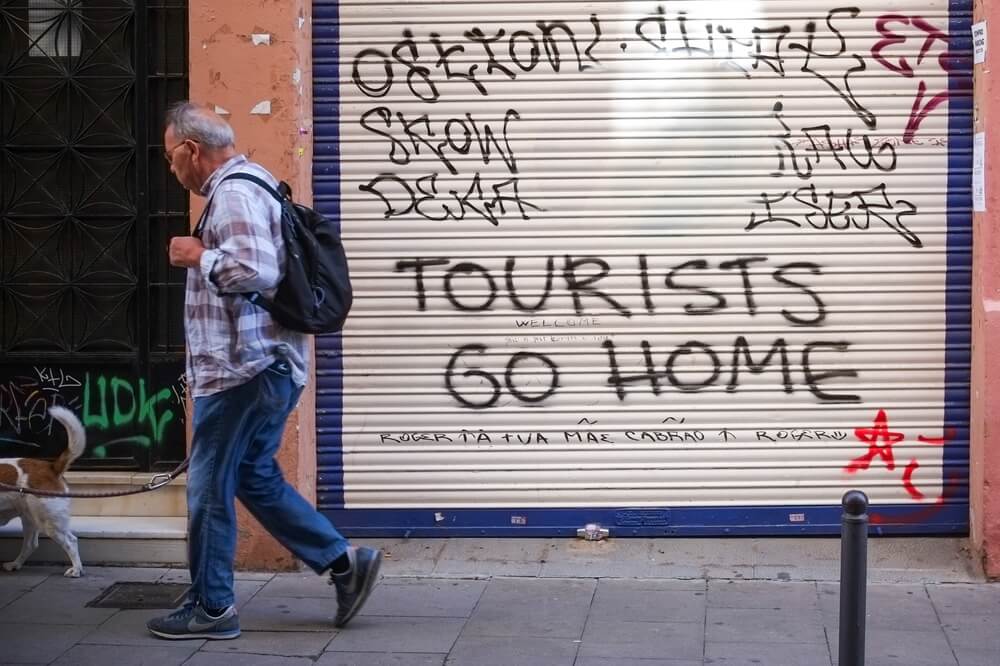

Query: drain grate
[[87, 582, 190, 609]]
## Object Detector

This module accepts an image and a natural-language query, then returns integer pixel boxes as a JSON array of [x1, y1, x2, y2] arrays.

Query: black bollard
[[838, 490, 869, 666]]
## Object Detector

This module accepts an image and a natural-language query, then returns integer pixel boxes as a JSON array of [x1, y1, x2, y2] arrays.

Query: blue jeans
[[187, 361, 349, 608]]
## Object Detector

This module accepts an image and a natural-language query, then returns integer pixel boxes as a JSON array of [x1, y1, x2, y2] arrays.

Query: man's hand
[[169, 236, 206, 268]]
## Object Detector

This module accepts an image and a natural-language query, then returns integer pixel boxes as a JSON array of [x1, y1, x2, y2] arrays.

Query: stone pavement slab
[[578, 617, 705, 661], [1, 537, 998, 665], [708, 580, 819, 610], [315, 654, 446, 666], [183, 653, 314, 665], [324, 615, 466, 653], [238, 594, 340, 632], [48, 643, 198, 666], [199, 629, 333, 657], [461, 577, 594, 638], [77, 608, 207, 648], [707, 606, 827, 644], [445, 634, 578, 666], [0, 623, 95, 664], [589, 578, 706, 623], [704, 641, 834, 666], [359, 577, 486, 618]]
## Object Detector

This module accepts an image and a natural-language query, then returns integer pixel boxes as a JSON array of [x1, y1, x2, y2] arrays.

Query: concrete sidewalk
[[0, 537, 996, 665]]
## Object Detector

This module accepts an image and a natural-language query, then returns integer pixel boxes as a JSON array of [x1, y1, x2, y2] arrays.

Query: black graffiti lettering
[[800, 124, 847, 172], [445, 118, 472, 155], [444, 262, 498, 311], [749, 184, 920, 247], [793, 183, 842, 230], [535, 20, 584, 72], [362, 172, 541, 226], [563, 256, 631, 318], [639, 255, 654, 314], [445, 345, 559, 408], [464, 27, 517, 80], [789, 8, 875, 129], [751, 25, 789, 74], [463, 175, 543, 225], [606, 337, 852, 402], [636, 4, 667, 52], [361, 173, 416, 218], [430, 32, 485, 95], [727, 336, 793, 393], [604, 339, 662, 400], [509, 30, 541, 71], [718, 25, 753, 75], [395, 257, 450, 310], [665, 342, 723, 391], [505, 257, 555, 311], [565, 430, 614, 444], [850, 184, 921, 248], [747, 190, 799, 230], [403, 114, 458, 175], [845, 129, 898, 171], [665, 259, 727, 315], [445, 344, 502, 409], [391, 29, 439, 102], [472, 109, 520, 173], [802, 341, 860, 403], [770, 111, 897, 179], [719, 256, 768, 316], [674, 11, 713, 56], [772, 262, 826, 326], [360, 107, 411, 166], [769, 102, 802, 178], [360, 108, 521, 177], [414, 174, 457, 221], [403, 254, 830, 321], [505, 351, 560, 403], [351, 48, 394, 97], [583, 14, 603, 70]]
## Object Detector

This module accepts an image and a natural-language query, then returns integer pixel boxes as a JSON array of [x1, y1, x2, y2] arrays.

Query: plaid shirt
[[185, 155, 309, 397]]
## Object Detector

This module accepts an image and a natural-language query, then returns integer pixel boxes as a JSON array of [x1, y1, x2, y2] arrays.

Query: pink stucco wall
[[971, 0, 1000, 578], [188, 0, 316, 571]]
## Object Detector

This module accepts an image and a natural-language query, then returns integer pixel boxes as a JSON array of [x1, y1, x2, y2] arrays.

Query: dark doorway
[[1, 0, 190, 471]]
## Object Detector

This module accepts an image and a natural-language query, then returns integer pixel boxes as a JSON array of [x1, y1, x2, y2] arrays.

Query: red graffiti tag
[[871, 15, 952, 144], [916, 428, 957, 446], [901, 459, 923, 500], [846, 409, 902, 472], [846, 410, 957, 501]]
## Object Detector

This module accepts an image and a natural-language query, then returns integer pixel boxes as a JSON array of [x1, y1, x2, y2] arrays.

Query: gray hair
[[165, 101, 235, 148]]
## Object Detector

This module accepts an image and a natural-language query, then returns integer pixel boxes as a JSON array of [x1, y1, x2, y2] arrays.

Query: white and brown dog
[[0, 406, 85, 577]]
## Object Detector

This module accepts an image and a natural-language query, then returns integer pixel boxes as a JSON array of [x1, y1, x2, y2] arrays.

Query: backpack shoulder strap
[[220, 172, 285, 203], [192, 172, 285, 238]]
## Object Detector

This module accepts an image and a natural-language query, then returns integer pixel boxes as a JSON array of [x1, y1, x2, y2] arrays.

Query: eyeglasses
[[164, 139, 196, 163]]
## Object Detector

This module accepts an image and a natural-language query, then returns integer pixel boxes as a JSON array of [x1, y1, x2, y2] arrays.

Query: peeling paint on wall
[[252, 33, 271, 46], [250, 100, 272, 115]]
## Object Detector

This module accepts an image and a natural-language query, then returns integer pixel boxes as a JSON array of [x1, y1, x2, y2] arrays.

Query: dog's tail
[[49, 406, 87, 475]]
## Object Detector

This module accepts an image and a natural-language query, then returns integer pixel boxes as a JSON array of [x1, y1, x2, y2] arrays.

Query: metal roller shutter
[[313, 0, 973, 535]]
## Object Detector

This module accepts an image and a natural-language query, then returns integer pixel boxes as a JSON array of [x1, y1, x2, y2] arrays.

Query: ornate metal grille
[[0, 0, 189, 471]]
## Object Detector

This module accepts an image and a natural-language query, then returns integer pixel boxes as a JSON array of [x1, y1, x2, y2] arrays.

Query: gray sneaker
[[147, 603, 240, 640], [329, 546, 383, 627]]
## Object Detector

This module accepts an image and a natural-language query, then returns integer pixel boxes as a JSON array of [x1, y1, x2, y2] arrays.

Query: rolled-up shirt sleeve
[[198, 189, 280, 295]]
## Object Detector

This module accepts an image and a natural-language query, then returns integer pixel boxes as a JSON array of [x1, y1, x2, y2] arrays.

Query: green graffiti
[[82, 374, 178, 445]]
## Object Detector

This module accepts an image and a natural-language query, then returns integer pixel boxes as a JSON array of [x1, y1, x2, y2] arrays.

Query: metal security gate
[[313, 0, 973, 535], [0, 0, 189, 471]]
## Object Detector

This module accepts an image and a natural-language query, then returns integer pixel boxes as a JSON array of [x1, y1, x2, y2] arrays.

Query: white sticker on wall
[[974, 21, 987, 64], [974, 132, 986, 212]]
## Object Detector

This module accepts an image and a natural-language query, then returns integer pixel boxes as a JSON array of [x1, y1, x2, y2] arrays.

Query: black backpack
[[196, 172, 352, 334]]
